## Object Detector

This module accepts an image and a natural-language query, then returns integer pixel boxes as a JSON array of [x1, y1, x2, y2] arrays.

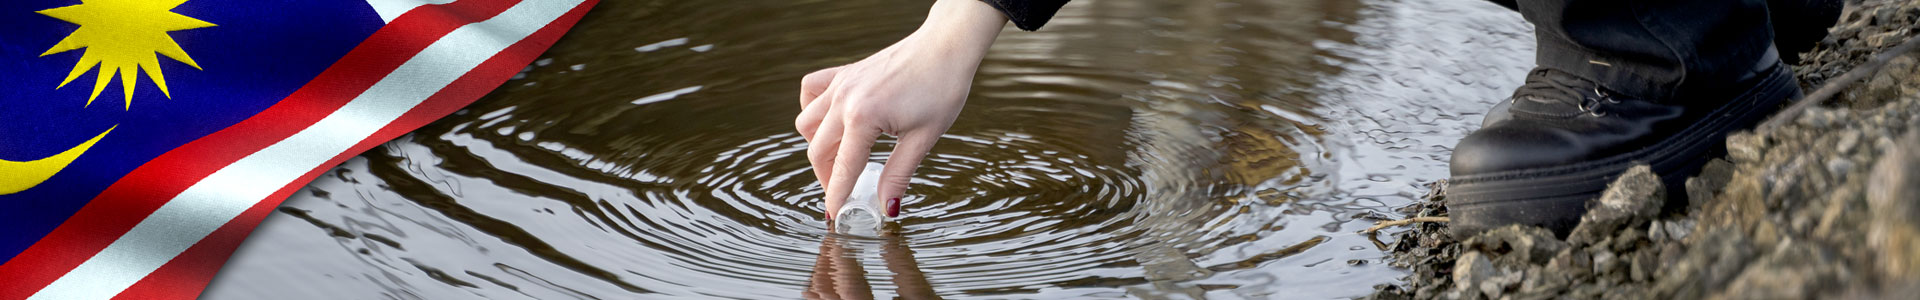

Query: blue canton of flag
[[0, 0, 596, 298]]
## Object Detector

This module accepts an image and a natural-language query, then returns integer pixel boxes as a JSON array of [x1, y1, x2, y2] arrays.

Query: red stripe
[[0, 0, 520, 298], [118, 2, 597, 298]]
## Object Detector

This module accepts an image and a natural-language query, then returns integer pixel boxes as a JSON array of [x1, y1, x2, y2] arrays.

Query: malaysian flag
[[0, 0, 597, 298]]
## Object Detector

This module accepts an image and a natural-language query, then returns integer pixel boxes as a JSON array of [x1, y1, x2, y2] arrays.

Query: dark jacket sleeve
[[977, 0, 1070, 31]]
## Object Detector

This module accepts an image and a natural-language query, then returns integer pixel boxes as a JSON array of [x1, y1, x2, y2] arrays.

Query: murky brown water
[[202, 0, 1533, 298]]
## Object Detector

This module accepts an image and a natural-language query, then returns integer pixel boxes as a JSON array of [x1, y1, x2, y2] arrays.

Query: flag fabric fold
[[0, 0, 598, 298]]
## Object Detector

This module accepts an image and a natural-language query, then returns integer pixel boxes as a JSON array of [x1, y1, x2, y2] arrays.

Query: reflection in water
[[805, 225, 935, 300], [203, 0, 1532, 298]]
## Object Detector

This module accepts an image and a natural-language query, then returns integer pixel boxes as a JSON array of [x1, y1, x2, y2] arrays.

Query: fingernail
[[886, 198, 900, 218]]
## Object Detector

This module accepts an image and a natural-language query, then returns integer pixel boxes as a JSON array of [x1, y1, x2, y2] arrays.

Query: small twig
[[1361, 216, 1450, 234], [1761, 35, 1920, 130]]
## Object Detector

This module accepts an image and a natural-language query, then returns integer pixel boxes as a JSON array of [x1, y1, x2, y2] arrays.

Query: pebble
[[1826, 158, 1856, 179], [1569, 165, 1663, 245], [1453, 251, 1497, 297], [1726, 132, 1767, 163], [1464, 225, 1565, 266]]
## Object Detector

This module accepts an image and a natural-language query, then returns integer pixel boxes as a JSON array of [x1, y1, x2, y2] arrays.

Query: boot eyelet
[[1592, 88, 1621, 103]]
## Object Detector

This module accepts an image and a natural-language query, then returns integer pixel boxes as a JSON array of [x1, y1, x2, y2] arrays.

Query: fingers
[[821, 119, 880, 219], [807, 106, 847, 207], [795, 87, 833, 141], [799, 66, 843, 108], [796, 66, 843, 141], [877, 131, 940, 218]]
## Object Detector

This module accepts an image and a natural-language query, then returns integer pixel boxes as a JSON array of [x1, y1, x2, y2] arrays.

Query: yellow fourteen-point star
[[39, 0, 215, 109]]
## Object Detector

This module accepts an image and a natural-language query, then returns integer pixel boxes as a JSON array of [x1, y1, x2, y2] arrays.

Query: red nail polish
[[886, 198, 900, 218]]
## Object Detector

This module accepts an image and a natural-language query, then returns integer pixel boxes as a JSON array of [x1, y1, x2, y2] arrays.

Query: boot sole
[[1444, 60, 1802, 237]]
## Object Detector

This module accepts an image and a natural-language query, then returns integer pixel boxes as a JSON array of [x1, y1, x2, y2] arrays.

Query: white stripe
[[29, 0, 583, 298], [365, 0, 457, 23]]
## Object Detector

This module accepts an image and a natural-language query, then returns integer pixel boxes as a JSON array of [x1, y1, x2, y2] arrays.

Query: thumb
[[878, 131, 940, 218]]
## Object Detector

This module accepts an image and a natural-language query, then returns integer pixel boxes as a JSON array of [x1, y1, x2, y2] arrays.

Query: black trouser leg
[[1770, 0, 1846, 61], [1520, 0, 1776, 100], [1488, 0, 1842, 59], [1485, 0, 1842, 97]]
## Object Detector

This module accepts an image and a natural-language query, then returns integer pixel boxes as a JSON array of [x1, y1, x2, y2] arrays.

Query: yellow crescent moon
[[1, 125, 115, 195]]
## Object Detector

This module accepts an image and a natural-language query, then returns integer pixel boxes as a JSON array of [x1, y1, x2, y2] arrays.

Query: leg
[[1771, 0, 1846, 63], [1525, 0, 1774, 100], [1484, 0, 1842, 64]]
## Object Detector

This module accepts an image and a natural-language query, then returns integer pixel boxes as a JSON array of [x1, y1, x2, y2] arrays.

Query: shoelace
[[1512, 69, 1617, 117]]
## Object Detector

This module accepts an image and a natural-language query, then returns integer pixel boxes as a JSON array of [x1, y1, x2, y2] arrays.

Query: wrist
[[910, 0, 1008, 63]]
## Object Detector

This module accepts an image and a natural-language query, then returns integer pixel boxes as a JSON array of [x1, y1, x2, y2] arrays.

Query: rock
[[1599, 164, 1664, 215], [1796, 106, 1847, 128], [1664, 219, 1694, 241], [1511, 266, 1568, 300], [1570, 165, 1664, 245], [1654, 242, 1687, 274], [1875, 5, 1899, 25], [1835, 130, 1863, 155], [1703, 171, 1768, 231], [1463, 225, 1567, 266], [1726, 132, 1767, 164], [1751, 223, 1785, 252], [1652, 229, 1756, 299], [1649, 222, 1670, 242], [1686, 159, 1735, 211], [1591, 249, 1622, 275], [1609, 228, 1647, 253], [1629, 250, 1658, 283], [1699, 159, 1734, 185], [1479, 267, 1524, 299], [1713, 244, 1848, 299], [1454, 251, 1498, 298], [1868, 130, 1920, 206], [1648, 220, 1695, 243], [1684, 177, 1714, 212], [1825, 158, 1856, 180], [1869, 130, 1920, 280], [1364, 286, 1412, 300], [1643, 220, 1689, 244], [1546, 248, 1593, 281], [1763, 155, 1814, 209]]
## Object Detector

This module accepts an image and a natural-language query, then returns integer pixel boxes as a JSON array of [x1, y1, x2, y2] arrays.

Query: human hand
[[796, 0, 1007, 220]]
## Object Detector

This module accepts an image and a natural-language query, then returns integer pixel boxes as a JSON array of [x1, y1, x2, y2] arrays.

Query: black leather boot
[[1445, 48, 1801, 237]]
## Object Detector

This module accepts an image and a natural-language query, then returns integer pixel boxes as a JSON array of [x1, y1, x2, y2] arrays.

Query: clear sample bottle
[[834, 162, 889, 234]]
